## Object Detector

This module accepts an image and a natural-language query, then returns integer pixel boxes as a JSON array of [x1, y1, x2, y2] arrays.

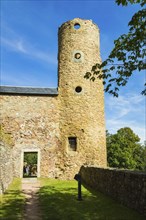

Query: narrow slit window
[[68, 137, 77, 151]]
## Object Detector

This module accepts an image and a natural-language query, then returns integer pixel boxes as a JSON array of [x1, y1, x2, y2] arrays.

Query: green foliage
[[116, 0, 145, 7], [85, 0, 146, 97], [0, 178, 25, 220], [39, 178, 145, 220], [106, 128, 146, 170], [24, 152, 37, 165]]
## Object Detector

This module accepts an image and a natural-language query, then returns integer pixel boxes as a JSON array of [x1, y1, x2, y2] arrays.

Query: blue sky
[[1, 0, 145, 143]]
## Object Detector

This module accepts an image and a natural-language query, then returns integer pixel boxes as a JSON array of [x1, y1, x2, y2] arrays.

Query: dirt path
[[22, 178, 42, 220]]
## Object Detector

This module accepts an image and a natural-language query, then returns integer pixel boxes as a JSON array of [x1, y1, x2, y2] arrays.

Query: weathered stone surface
[[0, 141, 14, 194], [0, 18, 107, 189], [58, 18, 107, 178], [0, 95, 60, 178], [80, 166, 146, 215]]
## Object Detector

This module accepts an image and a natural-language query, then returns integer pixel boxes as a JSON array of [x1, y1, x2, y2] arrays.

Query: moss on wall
[[0, 124, 14, 147]]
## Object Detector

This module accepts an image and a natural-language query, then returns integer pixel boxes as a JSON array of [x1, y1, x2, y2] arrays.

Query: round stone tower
[[58, 18, 107, 179]]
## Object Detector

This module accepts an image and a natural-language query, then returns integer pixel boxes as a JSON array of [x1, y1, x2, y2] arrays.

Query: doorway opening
[[23, 152, 38, 178]]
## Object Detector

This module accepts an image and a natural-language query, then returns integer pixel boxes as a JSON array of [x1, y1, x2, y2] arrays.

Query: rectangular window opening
[[68, 137, 77, 151]]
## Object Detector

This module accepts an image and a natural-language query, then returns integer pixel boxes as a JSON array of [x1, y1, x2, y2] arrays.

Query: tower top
[[59, 18, 99, 32], [58, 18, 100, 51]]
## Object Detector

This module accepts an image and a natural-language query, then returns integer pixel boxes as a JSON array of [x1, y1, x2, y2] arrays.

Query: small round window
[[75, 86, 82, 93], [74, 23, 80, 30], [74, 53, 81, 59]]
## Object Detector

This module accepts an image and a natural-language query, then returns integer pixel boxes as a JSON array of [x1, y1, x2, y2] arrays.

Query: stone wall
[[0, 141, 14, 194], [0, 95, 61, 178], [80, 166, 146, 215], [0, 18, 107, 180], [0, 91, 106, 180]]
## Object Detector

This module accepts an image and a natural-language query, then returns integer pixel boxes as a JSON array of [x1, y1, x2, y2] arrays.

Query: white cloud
[[1, 37, 57, 65], [1, 22, 57, 65], [16, 40, 27, 53], [106, 118, 145, 144], [1, 38, 27, 53], [1, 24, 58, 87], [105, 93, 146, 143], [1, 71, 57, 88], [1, 72, 41, 86]]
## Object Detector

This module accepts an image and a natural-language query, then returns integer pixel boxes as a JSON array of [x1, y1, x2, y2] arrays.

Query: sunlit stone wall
[[80, 166, 146, 215], [0, 141, 13, 194], [0, 18, 107, 184], [58, 18, 107, 178]]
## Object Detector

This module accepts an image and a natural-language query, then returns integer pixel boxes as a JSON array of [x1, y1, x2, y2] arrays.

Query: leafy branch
[[85, 0, 146, 97]]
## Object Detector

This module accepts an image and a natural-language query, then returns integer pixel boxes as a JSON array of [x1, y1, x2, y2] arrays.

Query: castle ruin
[[0, 18, 107, 183]]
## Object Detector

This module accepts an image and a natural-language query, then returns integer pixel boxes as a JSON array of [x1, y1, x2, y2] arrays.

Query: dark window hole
[[75, 86, 82, 93], [74, 53, 81, 59], [68, 137, 77, 151]]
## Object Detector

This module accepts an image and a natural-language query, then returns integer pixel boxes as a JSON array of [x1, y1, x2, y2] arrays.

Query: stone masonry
[[80, 166, 146, 215], [0, 18, 107, 184], [0, 141, 14, 193]]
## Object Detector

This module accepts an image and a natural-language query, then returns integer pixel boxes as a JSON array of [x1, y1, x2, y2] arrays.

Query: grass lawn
[[0, 178, 25, 220], [39, 178, 145, 220]]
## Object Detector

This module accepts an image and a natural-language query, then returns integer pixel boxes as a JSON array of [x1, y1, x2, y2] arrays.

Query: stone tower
[[0, 18, 107, 183], [58, 18, 107, 178]]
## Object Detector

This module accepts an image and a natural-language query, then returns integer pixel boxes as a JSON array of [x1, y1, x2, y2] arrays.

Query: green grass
[[39, 178, 145, 220], [0, 178, 25, 220], [0, 178, 145, 220]]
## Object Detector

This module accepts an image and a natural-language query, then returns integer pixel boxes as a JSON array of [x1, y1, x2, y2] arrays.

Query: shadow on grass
[[0, 190, 24, 220], [39, 179, 145, 220]]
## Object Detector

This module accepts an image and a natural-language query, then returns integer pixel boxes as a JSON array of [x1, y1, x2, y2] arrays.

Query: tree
[[106, 127, 146, 170], [24, 152, 37, 165], [85, 0, 146, 97]]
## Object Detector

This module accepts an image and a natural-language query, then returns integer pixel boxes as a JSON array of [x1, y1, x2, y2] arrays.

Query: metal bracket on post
[[74, 173, 82, 201]]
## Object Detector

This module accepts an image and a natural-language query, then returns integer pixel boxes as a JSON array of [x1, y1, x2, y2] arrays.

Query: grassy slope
[[39, 178, 145, 220], [0, 178, 25, 220]]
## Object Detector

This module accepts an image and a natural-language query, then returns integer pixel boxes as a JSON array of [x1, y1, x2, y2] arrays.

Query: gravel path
[[22, 178, 42, 220]]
